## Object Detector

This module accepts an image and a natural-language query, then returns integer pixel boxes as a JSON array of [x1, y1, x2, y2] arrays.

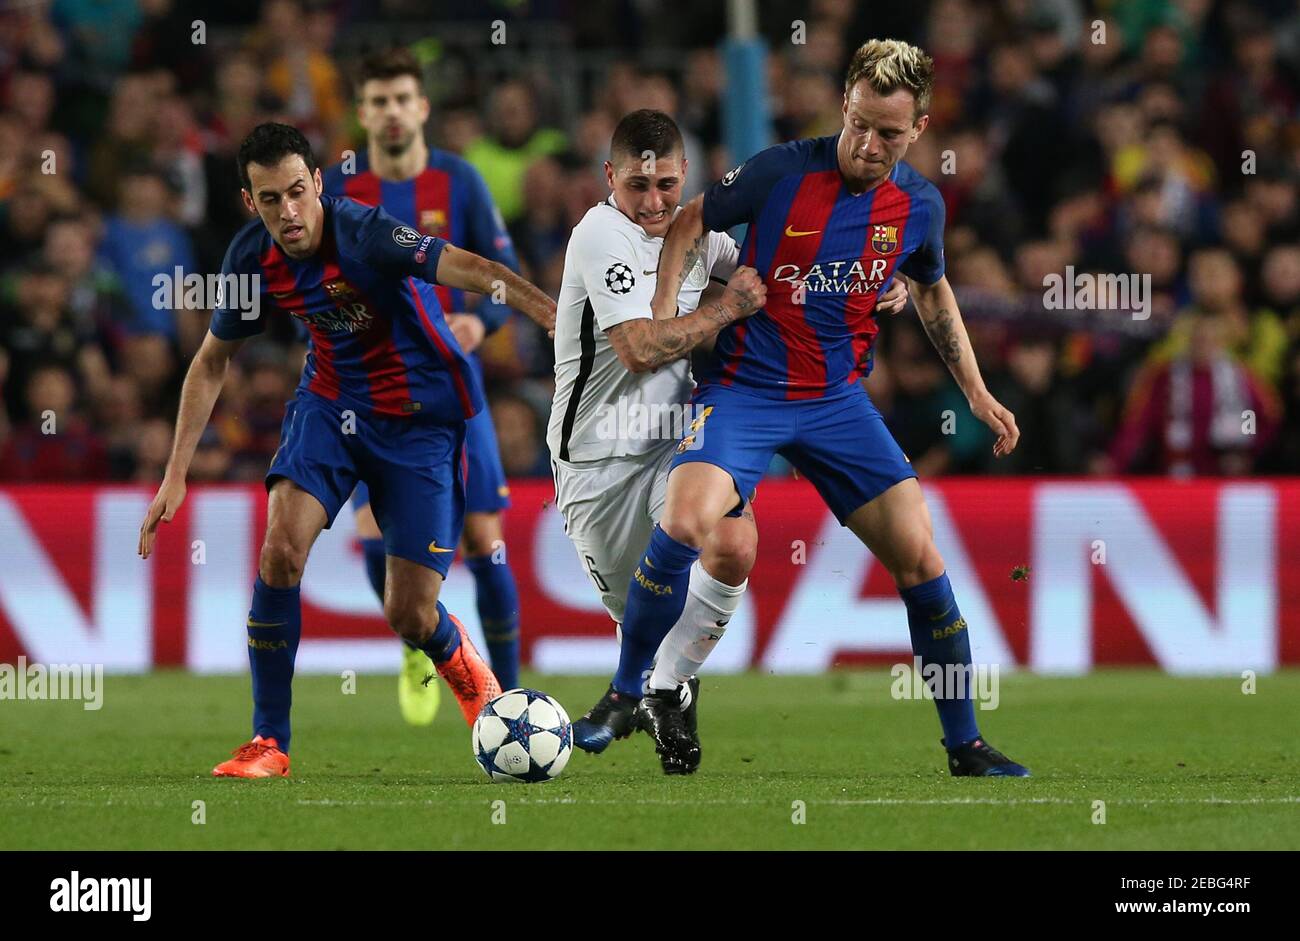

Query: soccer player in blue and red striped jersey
[[575, 39, 1030, 776], [137, 122, 556, 777], [322, 49, 526, 725]]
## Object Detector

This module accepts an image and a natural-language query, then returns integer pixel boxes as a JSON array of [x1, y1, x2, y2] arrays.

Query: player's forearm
[[617, 301, 741, 373], [651, 197, 706, 319], [485, 262, 556, 332], [911, 278, 989, 402], [163, 346, 230, 481], [436, 245, 555, 332]]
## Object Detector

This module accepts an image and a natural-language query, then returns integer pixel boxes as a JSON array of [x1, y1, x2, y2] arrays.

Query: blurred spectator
[[1110, 311, 1281, 476], [247, 0, 347, 158], [491, 393, 551, 477], [463, 81, 567, 223], [0, 261, 111, 422], [98, 163, 200, 344], [0, 364, 108, 481]]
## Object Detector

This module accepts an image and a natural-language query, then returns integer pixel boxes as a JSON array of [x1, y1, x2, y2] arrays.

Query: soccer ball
[[471, 688, 573, 783]]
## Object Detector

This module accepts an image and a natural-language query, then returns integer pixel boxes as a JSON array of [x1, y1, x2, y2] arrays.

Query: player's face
[[604, 150, 687, 238], [357, 75, 430, 155], [839, 81, 929, 189], [242, 155, 325, 259]]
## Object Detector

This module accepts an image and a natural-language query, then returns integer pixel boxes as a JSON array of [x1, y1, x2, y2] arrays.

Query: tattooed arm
[[608, 266, 766, 373], [909, 274, 1021, 457], [650, 195, 709, 320]]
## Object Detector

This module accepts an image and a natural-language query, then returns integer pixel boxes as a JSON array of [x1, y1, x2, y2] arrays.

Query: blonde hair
[[844, 39, 934, 119]]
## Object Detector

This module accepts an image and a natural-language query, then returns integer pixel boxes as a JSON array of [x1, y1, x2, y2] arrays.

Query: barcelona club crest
[[870, 224, 899, 255], [420, 209, 447, 236]]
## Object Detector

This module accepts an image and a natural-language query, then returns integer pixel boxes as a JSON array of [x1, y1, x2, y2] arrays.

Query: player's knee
[[659, 507, 712, 549], [703, 526, 757, 586], [891, 537, 946, 588], [462, 519, 501, 558], [258, 535, 308, 587], [384, 595, 434, 645]]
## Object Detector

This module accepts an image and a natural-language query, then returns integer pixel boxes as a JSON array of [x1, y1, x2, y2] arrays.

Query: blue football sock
[[247, 577, 302, 753], [466, 553, 520, 690], [614, 525, 699, 697], [417, 601, 461, 664], [899, 572, 980, 747], [362, 537, 419, 654]]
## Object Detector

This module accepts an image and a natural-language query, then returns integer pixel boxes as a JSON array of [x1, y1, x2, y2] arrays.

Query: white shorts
[[551, 441, 676, 624]]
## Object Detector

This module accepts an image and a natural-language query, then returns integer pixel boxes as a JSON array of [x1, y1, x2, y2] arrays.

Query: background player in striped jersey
[[587, 40, 1030, 776], [554, 110, 911, 772], [322, 49, 525, 725], [137, 123, 556, 777]]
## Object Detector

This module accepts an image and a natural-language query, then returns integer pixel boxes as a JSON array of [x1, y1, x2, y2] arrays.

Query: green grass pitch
[[2, 670, 1297, 850]]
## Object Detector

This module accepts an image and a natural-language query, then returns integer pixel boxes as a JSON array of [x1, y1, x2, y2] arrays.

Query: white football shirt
[[548, 197, 739, 463]]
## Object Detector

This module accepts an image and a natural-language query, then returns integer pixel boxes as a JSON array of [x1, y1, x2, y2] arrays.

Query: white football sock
[[649, 560, 747, 691]]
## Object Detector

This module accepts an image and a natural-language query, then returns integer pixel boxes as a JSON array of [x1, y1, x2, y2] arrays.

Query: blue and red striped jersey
[[321, 149, 519, 333], [209, 194, 484, 423], [699, 134, 946, 399]]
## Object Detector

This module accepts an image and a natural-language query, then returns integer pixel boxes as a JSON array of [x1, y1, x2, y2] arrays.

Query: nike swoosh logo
[[928, 606, 954, 622], [642, 269, 658, 276], [427, 541, 454, 554], [271, 291, 294, 299], [784, 225, 821, 237], [247, 619, 286, 629]]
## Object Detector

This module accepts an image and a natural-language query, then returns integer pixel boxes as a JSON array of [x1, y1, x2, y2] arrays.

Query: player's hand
[[877, 277, 910, 315], [139, 475, 186, 559], [969, 392, 1020, 458], [722, 266, 766, 321], [446, 313, 486, 353]]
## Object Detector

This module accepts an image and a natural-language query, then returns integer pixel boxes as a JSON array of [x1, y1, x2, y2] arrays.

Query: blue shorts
[[350, 357, 508, 516], [670, 383, 917, 524], [267, 391, 466, 576]]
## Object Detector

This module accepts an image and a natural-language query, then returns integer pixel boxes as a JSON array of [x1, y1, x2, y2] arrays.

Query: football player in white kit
[[548, 110, 908, 772]]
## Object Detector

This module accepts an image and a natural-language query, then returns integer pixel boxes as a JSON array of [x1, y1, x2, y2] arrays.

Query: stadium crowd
[[2, 0, 1299, 483]]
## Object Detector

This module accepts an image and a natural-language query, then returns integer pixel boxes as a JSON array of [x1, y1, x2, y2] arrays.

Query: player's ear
[[911, 114, 929, 141], [603, 160, 615, 190], [241, 189, 255, 215], [313, 166, 324, 193], [418, 95, 430, 123]]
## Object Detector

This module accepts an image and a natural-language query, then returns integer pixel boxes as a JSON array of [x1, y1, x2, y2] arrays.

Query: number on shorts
[[584, 555, 609, 592]]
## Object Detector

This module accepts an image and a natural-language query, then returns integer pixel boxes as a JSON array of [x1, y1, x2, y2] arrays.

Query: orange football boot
[[212, 735, 291, 778], [436, 614, 503, 726]]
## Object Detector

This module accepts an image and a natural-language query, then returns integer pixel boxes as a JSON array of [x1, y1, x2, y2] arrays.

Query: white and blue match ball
[[472, 688, 573, 783]]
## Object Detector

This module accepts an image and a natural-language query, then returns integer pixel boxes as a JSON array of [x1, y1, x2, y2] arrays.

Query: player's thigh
[[844, 477, 944, 587], [783, 390, 918, 526], [361, 416, 466, 580], [662, 387, 783, 545], [263, 477, 330, 568], [262, 395, 359, 580], [554, 457, 656, 624], [463, 405, 511, 518]]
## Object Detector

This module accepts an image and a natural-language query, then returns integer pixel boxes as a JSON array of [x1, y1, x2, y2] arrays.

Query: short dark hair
[[237, 122, 317, 192], [355, 47, 424, 96], [609, 109, 684, 165]]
